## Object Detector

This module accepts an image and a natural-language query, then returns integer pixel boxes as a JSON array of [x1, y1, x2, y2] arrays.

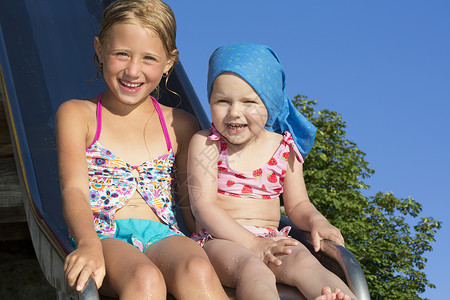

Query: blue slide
[[0, 1, 369, 299]]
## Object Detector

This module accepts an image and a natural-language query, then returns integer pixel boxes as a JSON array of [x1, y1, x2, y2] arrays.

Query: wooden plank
[[0, 157, 23, 207], [0, 101, 28, 240]]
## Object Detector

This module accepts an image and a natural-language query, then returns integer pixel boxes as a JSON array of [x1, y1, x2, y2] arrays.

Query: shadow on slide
[[0, 1, 370, 299]]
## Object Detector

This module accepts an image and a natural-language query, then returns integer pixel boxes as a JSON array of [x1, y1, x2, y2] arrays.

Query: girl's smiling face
[[210, 72, 268, 146], [95, 22, 174, 105]]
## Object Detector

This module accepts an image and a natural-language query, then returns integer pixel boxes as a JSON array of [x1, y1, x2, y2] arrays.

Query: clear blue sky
[[165, 1, 449, 298]]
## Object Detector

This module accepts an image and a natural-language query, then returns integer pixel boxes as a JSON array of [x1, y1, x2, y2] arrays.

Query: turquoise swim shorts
[[71, 218, 183, 252]]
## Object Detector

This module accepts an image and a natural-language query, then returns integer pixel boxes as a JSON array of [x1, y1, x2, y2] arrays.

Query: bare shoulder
[[263, 130, 284, 150], [189, 129, 218, 153], [168, 106, 198, 131], [190, 129, 211, 143], [56, 98, 96, 121], [55, 97, 98, 146], [160, 104, 199, 138], [188, 129, 220, 167], [268, 130, 284, 142], [177, 108, 198, 127]]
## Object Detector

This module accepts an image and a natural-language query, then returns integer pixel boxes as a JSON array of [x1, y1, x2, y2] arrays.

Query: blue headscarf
[[207, 42, 316, 158]]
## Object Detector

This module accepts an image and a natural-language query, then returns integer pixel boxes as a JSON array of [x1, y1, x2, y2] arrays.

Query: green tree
[[292, 95, 441, 299]]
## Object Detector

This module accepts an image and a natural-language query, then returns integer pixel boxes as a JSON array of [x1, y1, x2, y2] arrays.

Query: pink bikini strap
[[92, 93, 103, 144], [151, 96, 172, 151]]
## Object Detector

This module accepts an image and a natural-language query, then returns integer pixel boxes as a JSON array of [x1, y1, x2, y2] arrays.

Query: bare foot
[[333, 288, 352, 300], [314, 287, 336, 300]]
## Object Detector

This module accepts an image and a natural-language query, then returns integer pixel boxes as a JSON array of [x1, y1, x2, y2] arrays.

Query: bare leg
[[269, 243, 356, 300], [100, 238, 166, 299], [204, 239, 279, 300], [145, 235, 228, 300]]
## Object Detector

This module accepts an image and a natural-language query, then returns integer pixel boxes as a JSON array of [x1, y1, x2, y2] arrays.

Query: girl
[[188, 42, 357, 300], [56, 0, 227, 299]]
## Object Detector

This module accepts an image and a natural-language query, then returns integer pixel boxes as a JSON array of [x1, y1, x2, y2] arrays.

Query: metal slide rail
[[279, 217, 370, 300]]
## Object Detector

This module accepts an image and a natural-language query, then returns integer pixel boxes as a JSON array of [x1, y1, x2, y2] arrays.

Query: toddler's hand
[[64, 243, 105, 291], [311, 219, 344, 252], [248, 236, 299, 266]]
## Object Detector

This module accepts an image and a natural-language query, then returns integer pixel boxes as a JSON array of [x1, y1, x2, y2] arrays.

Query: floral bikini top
[[86, 93, 181, 237], [208, 126, 304, 199]]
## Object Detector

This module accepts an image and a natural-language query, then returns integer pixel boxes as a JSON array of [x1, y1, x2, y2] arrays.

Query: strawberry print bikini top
[[208, 125, 304, 199], [86, 93, 181, 237]]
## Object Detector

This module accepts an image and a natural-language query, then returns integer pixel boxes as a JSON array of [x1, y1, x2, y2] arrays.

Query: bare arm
[[56, 100, 105, 290], [171, 108, 199, 233], [282, 149, 345, 252]]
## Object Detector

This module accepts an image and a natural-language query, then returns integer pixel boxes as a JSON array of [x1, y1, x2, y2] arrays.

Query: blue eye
[[144, 56, 155, 61]]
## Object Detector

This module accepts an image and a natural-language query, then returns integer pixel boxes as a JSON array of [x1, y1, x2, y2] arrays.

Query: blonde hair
[[95, 0, 178, 76]]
